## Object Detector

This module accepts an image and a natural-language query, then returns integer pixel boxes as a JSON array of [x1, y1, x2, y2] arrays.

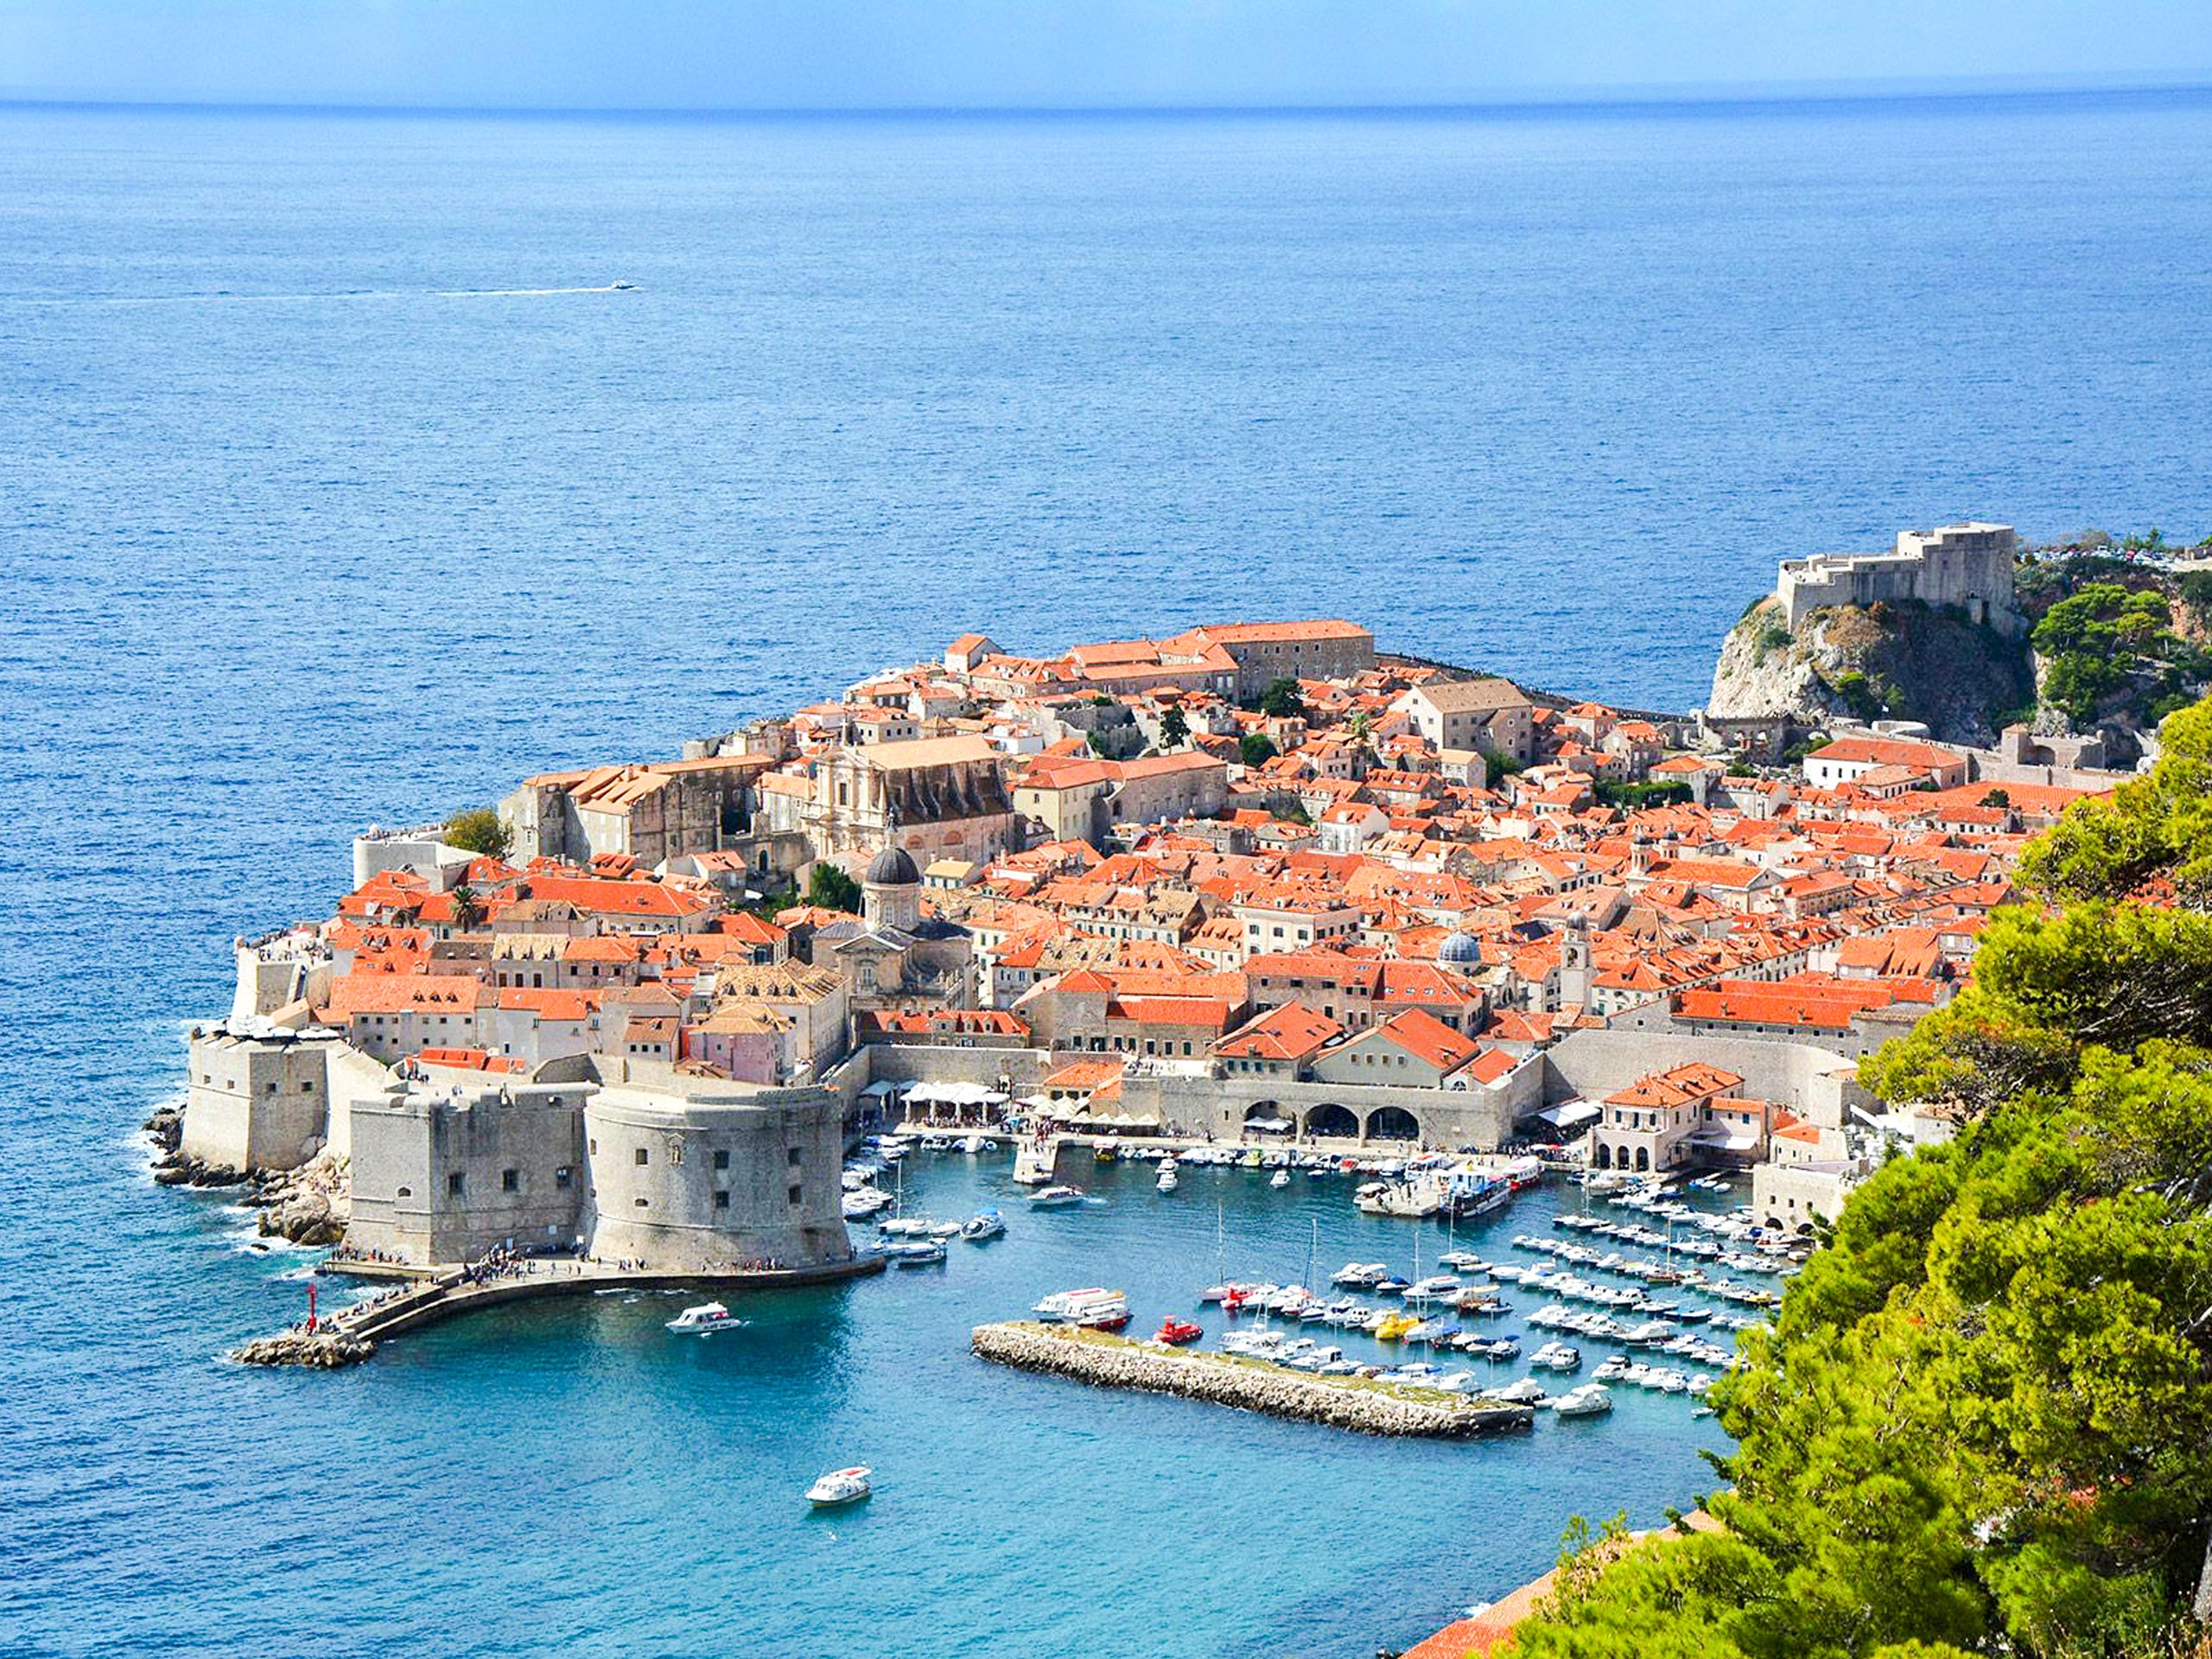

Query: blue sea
[[4, 91, 2212, 1657]]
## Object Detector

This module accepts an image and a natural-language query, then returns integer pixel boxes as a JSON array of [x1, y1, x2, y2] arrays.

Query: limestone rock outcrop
[[1708, 595, 2033, 747]]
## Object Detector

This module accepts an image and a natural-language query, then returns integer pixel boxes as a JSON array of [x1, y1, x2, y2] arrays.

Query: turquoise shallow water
[[4, 91, 2212, 1656]]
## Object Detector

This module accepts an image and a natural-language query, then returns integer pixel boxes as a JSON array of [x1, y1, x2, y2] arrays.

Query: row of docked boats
[[876, 1207, 1007, 1264], [1525, 1306, 1738, 1369], [1592, 1352, 1713, 1396], [1518, 1233, 1785, 1302], [1211, 1332, 1611, 1417]]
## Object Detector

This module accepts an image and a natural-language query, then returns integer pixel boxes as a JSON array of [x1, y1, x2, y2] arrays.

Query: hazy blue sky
[[3, 1, 2209, 110]]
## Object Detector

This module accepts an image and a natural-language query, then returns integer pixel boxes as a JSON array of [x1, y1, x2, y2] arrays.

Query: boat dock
[[232, 1254, 886, 1369], [970, 1321, 1535, 1439]]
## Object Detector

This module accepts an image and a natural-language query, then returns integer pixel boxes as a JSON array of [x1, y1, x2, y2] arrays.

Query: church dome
[[1437, 930, 1482, 966], [865, 844, 920, 887]]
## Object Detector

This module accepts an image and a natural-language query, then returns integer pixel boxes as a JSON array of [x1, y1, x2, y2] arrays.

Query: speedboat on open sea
[[665, 1301, 747, 1335], [806, 1466, 872, 1507]]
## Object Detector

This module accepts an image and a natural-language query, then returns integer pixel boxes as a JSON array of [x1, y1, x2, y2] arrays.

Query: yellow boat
[[1376, 1313, 1421, 1342]]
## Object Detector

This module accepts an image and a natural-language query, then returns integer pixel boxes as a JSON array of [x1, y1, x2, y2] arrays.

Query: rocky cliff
[[1708, 596, 2034, 747]]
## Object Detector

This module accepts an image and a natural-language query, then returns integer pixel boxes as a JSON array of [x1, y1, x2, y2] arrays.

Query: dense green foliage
[[442, 807, 511, 859], [1594, 779, 1693, 810], [1239, 733, 1278, 770], [2020, 701, 2212, 906], [1157, 705, 1191, 749], [1255, 677, 1306, 719], [1828, 667, 1894, 723], [2031, 582, 2205, 726], [448, 883, 484, 931], [804, 863, 861, 913], [1514, 696, 2212, 1659]]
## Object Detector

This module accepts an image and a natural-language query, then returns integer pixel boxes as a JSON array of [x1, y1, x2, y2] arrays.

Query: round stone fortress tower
[[582, 1082, 853, 1273]]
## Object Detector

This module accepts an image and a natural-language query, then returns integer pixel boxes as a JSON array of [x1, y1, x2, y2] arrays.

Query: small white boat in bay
[[1156, 1166, 1179, 1192], [1551, 1382, 1613, 1418], [805, 1466, 872, 1507], [665, 1301, 747, 1335], [1029, 1185, 1087, 1208]]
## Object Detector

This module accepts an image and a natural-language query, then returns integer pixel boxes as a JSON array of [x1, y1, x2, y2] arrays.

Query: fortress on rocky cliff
[[1777, 522, 2022, 635]]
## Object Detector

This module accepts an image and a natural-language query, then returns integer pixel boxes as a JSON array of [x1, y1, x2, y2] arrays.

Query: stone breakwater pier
[[970, 1322, 1535, 1439], [232, 1255, 886, 1369]]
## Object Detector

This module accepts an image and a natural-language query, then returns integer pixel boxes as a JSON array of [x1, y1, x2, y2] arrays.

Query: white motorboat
[[1490, 1377, 1549, 1404], [960, 1210, 1006, 1242], [805, 1466, 872, 1507], [610, 279, 640, 291], [665, 1301, 746, 1335], [1551, 1383, 1613, 1418], [1031, 1287, 1131, 1329], [883, 1239, 946, 1266], [1156, 1166, 1179, 1192], [1029, 1185, 1087, 1208], [1529, 1341, 1582, 1373], [842, 1187, 893, 1219], [1269, 1168, 1291, 1189], [1402, 1275, 1465, 1304], [1331, 1262, 1389, 1288]]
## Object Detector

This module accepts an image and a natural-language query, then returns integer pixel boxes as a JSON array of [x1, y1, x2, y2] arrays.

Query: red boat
[[1154, 1317, 1204, 1345]]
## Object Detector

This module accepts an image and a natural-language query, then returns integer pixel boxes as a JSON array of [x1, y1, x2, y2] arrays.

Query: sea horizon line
[[3, 72, 2211, 126]]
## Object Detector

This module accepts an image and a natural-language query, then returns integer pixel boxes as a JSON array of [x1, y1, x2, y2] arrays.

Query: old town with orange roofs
[[173, 524, 2120, 1274]]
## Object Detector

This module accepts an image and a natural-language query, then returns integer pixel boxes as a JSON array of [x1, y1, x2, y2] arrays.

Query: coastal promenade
[[234, 1252, 886, 1368]]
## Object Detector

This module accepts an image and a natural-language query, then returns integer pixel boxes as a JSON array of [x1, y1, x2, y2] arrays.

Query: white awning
[[901, 1081, 1007, 1106], [1245, 1116, 1293, 1132], [1689, 1128, 1760, 1152], [859, 1081, 898, 1098], [1535, 1102, 1600, 1129]]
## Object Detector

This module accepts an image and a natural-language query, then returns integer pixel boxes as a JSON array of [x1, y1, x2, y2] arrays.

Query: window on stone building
[[714, 1150, 731, 1171], [786, 1147, 801, 1167], [787, 1184, 803, 1205], [715, 1191, 730, 1210], [635, 1147, 649, 1166], [555, 1166, 572, 1190], [448, 1173, 465, 1198], [502, 1169, 519, 1192]]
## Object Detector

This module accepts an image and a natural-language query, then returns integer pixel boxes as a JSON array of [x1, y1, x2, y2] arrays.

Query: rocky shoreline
[[971, 1321, 1535, 1439], [143, 1107, 349, 1246], [232, 1329, 377, 1368]]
